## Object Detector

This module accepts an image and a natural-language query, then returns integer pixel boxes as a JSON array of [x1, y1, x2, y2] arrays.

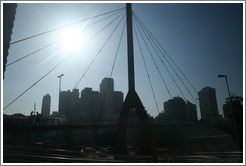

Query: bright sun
[[60, 26, 85, 52]]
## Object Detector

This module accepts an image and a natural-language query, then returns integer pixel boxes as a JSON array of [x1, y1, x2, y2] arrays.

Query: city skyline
[[3, 2, 244, 119], [57, 77, 123, 119]]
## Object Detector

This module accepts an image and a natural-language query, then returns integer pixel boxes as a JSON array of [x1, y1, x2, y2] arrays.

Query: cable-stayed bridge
[[4, 4, 199, 115], [3, 3, 243, 163]]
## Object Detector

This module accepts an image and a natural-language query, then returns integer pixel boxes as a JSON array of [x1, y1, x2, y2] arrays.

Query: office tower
[[80, 88, 102, 119], [41, 94, 51, 116], [186, 101, 198, 122], [198, 87, 219, 120], [163, 97, 198, 122], [114, 91, 124, 118], [100, 77, 114, 94], [99, 78, 124, 120], [164, 97, 187, 122], [70, 89, 79, 115], [59, 89, 79, 116], [100, 78, 115, 119]]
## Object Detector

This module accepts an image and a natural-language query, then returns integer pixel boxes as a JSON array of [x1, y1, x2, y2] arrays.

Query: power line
[[6, 7, 125, 46]]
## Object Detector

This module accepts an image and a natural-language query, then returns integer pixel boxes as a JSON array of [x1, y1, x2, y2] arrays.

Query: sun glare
[[60, 26, 85, 52]]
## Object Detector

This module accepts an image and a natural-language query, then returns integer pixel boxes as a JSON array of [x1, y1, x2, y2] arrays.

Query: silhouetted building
[[3, 3, 17, 79], [198, 87, 219, 120], [100, 77, 114, 94], [58, 78, 123, 119], [114, 91, 124, 118], [70, 89, 79, 115], [80, 87, 102, 119], [51, 111, 58, 117], [223, 103, 232, 121], [223, 96, 243, 150], [186, 101, 198, 122], [100, 78, 114, 119], [41, 94, 51, 116], [164, 97, 187, 122], [223, 96, 243, 121], [59, 89, 79, 116], [162, 97, 198, 122]]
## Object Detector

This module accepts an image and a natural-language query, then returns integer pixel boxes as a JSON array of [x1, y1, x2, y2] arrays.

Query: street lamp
[[58, 74, 64, 115], [218, 74, 240, 150], [218, 75, 231, 99]]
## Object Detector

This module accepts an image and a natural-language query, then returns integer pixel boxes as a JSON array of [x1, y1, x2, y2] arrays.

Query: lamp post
[[58, 74, 64, 115], [218, 75, 231, 99], [218, 74, 240, 150]]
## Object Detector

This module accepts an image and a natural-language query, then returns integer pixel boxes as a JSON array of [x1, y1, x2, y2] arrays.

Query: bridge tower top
[[126, 3, 135, 92]]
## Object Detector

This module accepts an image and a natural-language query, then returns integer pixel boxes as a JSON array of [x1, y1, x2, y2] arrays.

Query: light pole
[[218, 74, 240, 150], [58, 74, 64, 115], [218, 75, 231, 99]]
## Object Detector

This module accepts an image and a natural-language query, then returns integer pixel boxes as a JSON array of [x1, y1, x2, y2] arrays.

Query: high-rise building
[[163, 97, 198, 122], [41, 94, 51, 116], [98, 78, 124, 120], [198, 87, 219, 120], [70, 89, 79, 116], [100, 78, 115, 119], [59, 89, 79, 116], [58, 78, 123, 120], [80, 88, 102, 119], [114, 91, 124, 118], [164, 97, 187, 122], [100, 78, 114, 95], [186, 101, 198, 122]]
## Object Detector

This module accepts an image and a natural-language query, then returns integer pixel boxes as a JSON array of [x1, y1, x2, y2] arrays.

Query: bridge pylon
[[115, 3, 154, 156]]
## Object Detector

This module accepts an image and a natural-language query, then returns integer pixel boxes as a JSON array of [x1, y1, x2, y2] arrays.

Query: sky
[[2, 2, 244, 119]]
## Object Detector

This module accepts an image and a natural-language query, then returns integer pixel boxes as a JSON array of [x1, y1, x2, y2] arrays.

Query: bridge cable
[[74, 14, 126, 89], [133, 17, 172, 99], [140, 19, 198, 105], [6, 9, 125, 67], [133, 14, 185, 101], [3, 55, 70, 110], [134, 13, 199, 105], [6, 41, 57, 67], [5, 7, 125, 46], [49, 12, 126, 116], [4, 12, 125, 111], [134, 13, 198, 95], [133, 23, 160, 114], [99, 21, 126, 122], [59, 13, 126, 115]]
